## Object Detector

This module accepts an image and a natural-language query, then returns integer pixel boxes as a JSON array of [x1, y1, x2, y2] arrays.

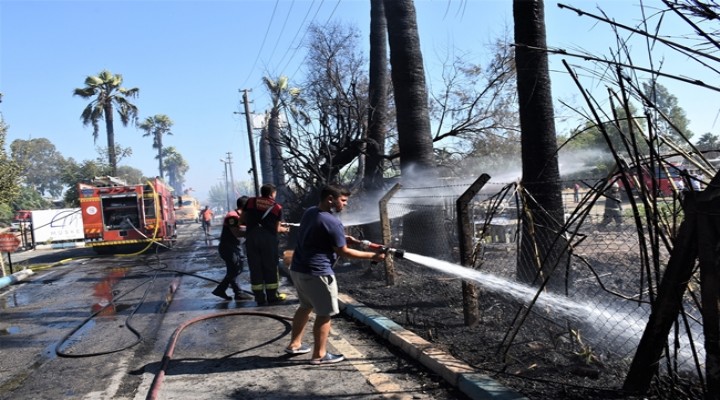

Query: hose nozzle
[[361, 240, 405, 259], [385, 247, 405, 259]]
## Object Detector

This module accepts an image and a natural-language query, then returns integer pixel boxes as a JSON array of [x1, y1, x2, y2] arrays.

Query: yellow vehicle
[[175, 196, 200, 224]]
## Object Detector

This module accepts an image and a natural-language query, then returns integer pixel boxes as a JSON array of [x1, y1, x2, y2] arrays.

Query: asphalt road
[[0, 223, 467, 400]]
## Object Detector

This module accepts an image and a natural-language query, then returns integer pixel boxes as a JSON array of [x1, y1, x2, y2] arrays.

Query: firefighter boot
[[253, 290, 267, 305], [266, 289, 287, 305], [211, 287, 231, 301]]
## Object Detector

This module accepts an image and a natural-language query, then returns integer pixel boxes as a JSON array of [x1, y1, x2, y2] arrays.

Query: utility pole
[[220, 158, 231, 213], [240, 89, 260, 197], [226, 152, 237, 199]]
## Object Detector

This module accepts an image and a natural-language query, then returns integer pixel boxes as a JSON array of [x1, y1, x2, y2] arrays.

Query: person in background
[[573, 182, 581, 203], [692, 172, 704, 191], [241, 183, 290, 305], [602, 182, 623, 228], [284, 185, 385, 365], [200, 206, 213, 236]]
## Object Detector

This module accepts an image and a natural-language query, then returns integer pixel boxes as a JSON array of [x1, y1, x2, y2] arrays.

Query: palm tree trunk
[[365, 0, 389, 191], [157, 136, 164, 179], [269, 110, 287, 202], [269, 110, 285, 187], [513, 0, 567, 288], [260, 127, 273, 185], [384, 0, 449, 258], [384, 0, 434, 172], [104, 103, 117, 176]]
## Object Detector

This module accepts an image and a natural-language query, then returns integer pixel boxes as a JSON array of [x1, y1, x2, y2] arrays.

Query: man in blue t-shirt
[[284, 185, 385, 365]]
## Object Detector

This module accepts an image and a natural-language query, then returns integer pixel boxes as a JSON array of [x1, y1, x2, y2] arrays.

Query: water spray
[[360, 240, 405, 259]]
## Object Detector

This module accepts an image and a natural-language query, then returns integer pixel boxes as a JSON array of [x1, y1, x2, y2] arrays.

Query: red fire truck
[[78, 177, 177, 253], [618, 162, 685, 197]]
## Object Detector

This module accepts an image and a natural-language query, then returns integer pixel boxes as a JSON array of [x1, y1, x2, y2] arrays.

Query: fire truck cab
[[78, 176, 177, 253]]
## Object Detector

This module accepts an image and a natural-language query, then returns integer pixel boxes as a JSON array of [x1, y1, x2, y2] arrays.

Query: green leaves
[[74, 70, 140, 175]]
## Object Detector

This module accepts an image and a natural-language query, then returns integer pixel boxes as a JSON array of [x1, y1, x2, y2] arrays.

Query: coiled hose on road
[[145, 311, 293, 400]]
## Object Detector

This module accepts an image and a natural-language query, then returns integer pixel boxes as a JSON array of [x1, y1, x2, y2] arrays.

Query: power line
[[265, 0, 296, 71], [288, 0, 342, 82], [240, 0, 280, 89], [274, 0, 318, 76], [246, 1, 324, 100], [281, 0, 326, 79]]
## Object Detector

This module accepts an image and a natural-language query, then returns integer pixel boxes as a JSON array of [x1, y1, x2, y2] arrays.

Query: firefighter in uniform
[[241, 183, 290, 304], [212, 196, 254, 301], [602, 182, 623, 228]]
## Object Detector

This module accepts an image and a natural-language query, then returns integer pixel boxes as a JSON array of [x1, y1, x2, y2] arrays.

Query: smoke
[[339, 150, 607, 227], [558, 148, 611, 176], [339, 188, 411, 227]]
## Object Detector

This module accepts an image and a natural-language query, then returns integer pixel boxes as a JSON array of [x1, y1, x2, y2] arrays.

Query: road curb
[[338, 293, 527, 400]]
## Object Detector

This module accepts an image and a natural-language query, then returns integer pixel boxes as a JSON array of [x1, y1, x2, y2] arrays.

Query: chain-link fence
[[344, 176, 704, 397]]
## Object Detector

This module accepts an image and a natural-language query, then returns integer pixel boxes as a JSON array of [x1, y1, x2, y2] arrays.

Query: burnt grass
[[332, 259, 702, 400]]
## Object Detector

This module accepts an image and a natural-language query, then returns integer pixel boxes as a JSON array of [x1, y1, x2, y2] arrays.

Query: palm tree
[[162, 146, 189, 193], [384, 0, 449, 258], [262, 75, 303, 201], [73, 70, 139, 176], [365, 0, 389, 191], [259, 120, 274, 186], [138, 114, 174, 179], [384, 0, 434, 172], [513, 0, 566, 287]]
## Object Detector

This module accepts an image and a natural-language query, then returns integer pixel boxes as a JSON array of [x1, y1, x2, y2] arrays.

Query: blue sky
[[2, 0, 718, 203]]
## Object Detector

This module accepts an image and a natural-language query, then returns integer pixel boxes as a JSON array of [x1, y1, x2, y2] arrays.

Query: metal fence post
[[457, 174, 491, 327], [379, 183, 402, 286]]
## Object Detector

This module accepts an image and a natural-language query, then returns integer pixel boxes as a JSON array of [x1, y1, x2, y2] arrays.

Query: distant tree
[[642, 82, 693, 145], [73, 70, 139, 176], [10, 138, 67, 197], [162, 146, 189, 193], [207, 182, 228, 212], [138, 114, 174, 179], [0, 117, 21, 207], [116, 165, 147, 185], [569, 104, 648, 155], [696, 132, 720, 152], [61, 159, 111, 206], [11, 186, 52, 211], [207, 180, 253, 213], [0, 203, 12, 224], [97, 144, 133, 166]]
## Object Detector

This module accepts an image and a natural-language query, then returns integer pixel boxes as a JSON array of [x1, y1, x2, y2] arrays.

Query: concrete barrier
[[0, 269, 35, 290], [339, 293, 528, 400]]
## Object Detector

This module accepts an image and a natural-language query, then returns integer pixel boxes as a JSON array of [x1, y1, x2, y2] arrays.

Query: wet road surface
[[0, 223, 466, 400]]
